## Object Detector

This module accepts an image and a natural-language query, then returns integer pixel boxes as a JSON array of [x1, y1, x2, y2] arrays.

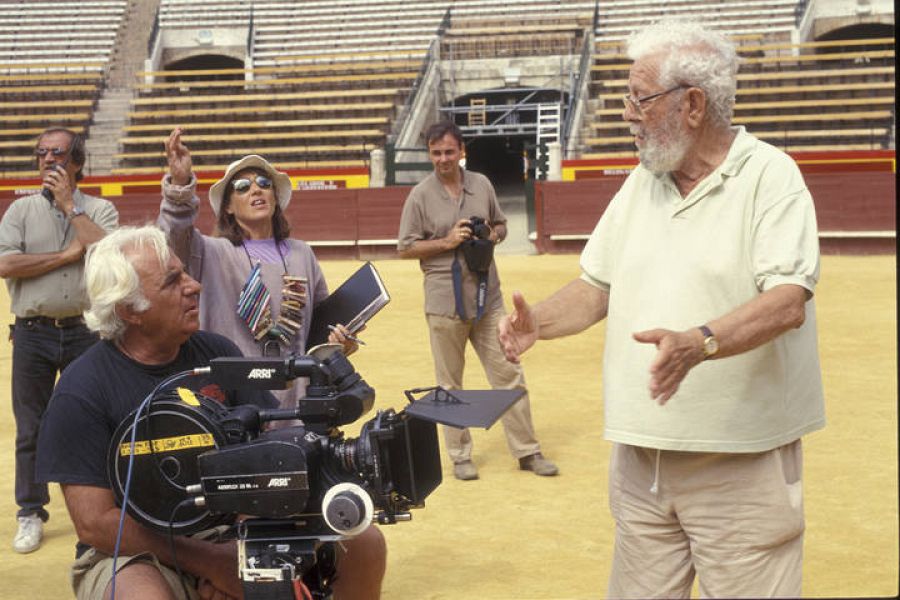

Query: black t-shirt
[[36, 330, 277, 488]]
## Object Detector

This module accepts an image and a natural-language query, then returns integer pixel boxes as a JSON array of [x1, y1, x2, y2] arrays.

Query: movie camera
[[107, 346, 521, 599]]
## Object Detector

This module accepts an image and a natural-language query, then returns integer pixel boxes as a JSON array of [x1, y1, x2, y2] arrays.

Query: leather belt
[[17, 315, 85, 329]]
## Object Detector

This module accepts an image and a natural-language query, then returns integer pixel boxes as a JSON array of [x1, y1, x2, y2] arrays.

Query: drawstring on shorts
[[649, 448, 661, 495]]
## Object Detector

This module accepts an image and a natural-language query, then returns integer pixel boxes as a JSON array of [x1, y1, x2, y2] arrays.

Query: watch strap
[[698, 325, 718, 359]]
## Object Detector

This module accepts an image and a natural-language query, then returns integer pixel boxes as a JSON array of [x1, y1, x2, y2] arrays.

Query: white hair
[[626, 19, 740, 128], [83, 226, 170, 340]]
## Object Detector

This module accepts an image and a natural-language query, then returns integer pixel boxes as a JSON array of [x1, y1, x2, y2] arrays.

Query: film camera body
[[107, 348, 520, 599], [463, 215, 491, 240]]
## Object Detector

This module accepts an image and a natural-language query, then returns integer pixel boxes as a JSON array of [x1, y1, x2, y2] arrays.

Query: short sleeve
[[0, 201, 25, 256], [36, 387, 115, 487], [751, 160, 820, 295], [397, 188, 424, 250], [92, 199, 120, 232], [579, 175, 635, 289]]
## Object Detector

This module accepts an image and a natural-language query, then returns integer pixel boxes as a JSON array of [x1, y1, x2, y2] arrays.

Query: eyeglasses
[[231, 175, 273, 194], [623, 85, 689, 115], [34, 147, 69, 158]]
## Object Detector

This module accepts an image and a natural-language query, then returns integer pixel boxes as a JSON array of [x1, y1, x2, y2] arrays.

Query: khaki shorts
[[71, 527, 229, 600], [607, 440, 805, 599]]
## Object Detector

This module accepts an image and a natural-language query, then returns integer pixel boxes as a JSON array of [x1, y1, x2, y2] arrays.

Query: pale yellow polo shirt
[[580, 127, 825, 453]]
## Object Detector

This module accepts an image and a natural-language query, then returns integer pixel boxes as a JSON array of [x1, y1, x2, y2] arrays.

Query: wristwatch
[[699, 325, 719, 360], [67, 207, 85, 221]]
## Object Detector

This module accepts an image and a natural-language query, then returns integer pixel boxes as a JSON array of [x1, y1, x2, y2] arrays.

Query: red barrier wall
[[2, 152, 893, 257], [67, 187, 413, 260], [535, 170, 895, 255]]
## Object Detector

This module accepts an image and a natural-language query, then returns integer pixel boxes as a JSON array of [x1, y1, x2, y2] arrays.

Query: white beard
[[632, 108, 691, 175]]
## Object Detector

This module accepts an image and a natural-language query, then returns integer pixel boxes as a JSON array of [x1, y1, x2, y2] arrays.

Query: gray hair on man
[[83, 225, 170, 340], [626, 20, 740, 128]]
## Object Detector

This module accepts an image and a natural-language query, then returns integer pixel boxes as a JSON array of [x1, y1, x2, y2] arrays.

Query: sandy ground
[[0, 253, 895, 599]]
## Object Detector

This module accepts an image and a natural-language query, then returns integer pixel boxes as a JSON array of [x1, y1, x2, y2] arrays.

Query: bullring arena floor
[[0, 253, 895, 599]]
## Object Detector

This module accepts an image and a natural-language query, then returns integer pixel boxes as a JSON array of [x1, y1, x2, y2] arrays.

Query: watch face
[[704, 336, 719, 357]]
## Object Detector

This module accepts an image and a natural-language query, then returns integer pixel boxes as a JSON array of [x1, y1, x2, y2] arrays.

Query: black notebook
[[306, 262, 391, 347]]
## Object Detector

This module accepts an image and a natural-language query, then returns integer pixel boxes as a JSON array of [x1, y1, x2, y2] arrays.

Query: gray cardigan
[[158, 175, 328, 409]]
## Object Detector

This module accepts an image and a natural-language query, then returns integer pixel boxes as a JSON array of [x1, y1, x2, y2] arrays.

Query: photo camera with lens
[[462, 215, 491, 240], [107, 346, 522, 599]]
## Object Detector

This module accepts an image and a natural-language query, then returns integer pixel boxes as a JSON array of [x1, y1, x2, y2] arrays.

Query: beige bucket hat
[[207, 155, 292, 217]]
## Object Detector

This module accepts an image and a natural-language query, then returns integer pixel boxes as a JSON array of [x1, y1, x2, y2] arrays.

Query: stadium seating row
[[0, 0, 127, 176], [0, 0, 894, 179], [584, 35, 896, 157]]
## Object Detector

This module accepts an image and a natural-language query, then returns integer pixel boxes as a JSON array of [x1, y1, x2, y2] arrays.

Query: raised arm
[[165, 127, 193, 186], [43, 162, 111, 247], [158, 127, 204, 276]]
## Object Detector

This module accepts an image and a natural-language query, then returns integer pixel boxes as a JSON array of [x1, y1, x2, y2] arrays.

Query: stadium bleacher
[[0, 0, 127, 178], [584, 36, 895, 157], [0, 0, 894, 184]]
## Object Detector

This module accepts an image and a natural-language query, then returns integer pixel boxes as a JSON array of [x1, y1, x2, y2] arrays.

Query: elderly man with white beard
[[498, 20, 825, 599]]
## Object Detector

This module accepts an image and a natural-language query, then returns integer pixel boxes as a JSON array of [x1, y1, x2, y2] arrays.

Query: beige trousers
[[426, 311, 541, 463], [71, 525, 230, 600], [607, 440, 805, 599]]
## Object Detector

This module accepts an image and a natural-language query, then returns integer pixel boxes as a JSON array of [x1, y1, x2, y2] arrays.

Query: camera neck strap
[[452, 248, 487, 322]]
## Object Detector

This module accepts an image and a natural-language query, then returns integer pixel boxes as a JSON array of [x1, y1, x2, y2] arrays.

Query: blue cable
[[109, 369, 197, 600]]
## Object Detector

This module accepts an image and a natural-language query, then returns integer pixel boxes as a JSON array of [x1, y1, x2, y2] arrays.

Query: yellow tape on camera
[[177, 387, 201, 406], [119, 433, 215, 456]]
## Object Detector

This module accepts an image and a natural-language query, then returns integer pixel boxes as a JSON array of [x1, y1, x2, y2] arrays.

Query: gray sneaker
[[453, 460, 479, 481], [13, 514, 43, 554], [519, 453, 559, 476]]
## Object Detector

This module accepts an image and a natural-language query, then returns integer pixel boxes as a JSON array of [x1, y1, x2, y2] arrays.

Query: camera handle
[[237, 519, 340, 600], [235, 480, 372, 600]]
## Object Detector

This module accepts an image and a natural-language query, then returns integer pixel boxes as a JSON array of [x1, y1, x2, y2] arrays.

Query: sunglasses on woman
[[231, 175, 273, 194]]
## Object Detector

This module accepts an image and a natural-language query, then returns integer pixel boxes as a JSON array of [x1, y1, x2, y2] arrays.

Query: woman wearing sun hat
[[157, 127, 356, 410]]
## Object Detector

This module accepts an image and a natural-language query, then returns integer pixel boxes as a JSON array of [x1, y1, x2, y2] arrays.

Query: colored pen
[[327, 324, 366, 345]]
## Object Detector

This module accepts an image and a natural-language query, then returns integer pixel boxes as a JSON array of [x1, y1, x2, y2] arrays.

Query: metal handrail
[[146, 4, 160, 56], [390, 22, 442, 140], [794, 0, 810, 26], [560, 0, 598, 151], [247, 5, 254, 58], [438, 6, 451, 36]]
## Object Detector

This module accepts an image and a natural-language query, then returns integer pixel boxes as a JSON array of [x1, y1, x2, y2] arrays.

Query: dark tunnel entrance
[[463, 135, 529, 194]]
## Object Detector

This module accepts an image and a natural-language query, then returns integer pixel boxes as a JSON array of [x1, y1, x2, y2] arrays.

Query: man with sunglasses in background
[[499, 21, 824, 598], [0, 126, 119, 553]]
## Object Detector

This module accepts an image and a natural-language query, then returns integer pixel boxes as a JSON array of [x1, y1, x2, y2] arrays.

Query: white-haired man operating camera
[[35, 225, 385, 600]]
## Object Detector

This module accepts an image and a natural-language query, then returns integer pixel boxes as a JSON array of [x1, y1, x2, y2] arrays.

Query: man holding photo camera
[[0, 126, 118, 554], [397, 121, 557, 481]]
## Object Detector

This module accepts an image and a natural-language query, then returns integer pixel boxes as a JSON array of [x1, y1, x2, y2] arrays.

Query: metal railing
[[383, 143, 431, 186], [390, 37, 439, 140], [794, 0, 810, 26], [146, 4, 160, 56], [560, 4, 597, 151], [438, 6, 451, 36], [246, 5, 254, 58]]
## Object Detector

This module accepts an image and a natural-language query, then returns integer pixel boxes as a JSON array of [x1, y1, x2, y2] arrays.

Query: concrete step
[[85, 85, 136, 174]]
